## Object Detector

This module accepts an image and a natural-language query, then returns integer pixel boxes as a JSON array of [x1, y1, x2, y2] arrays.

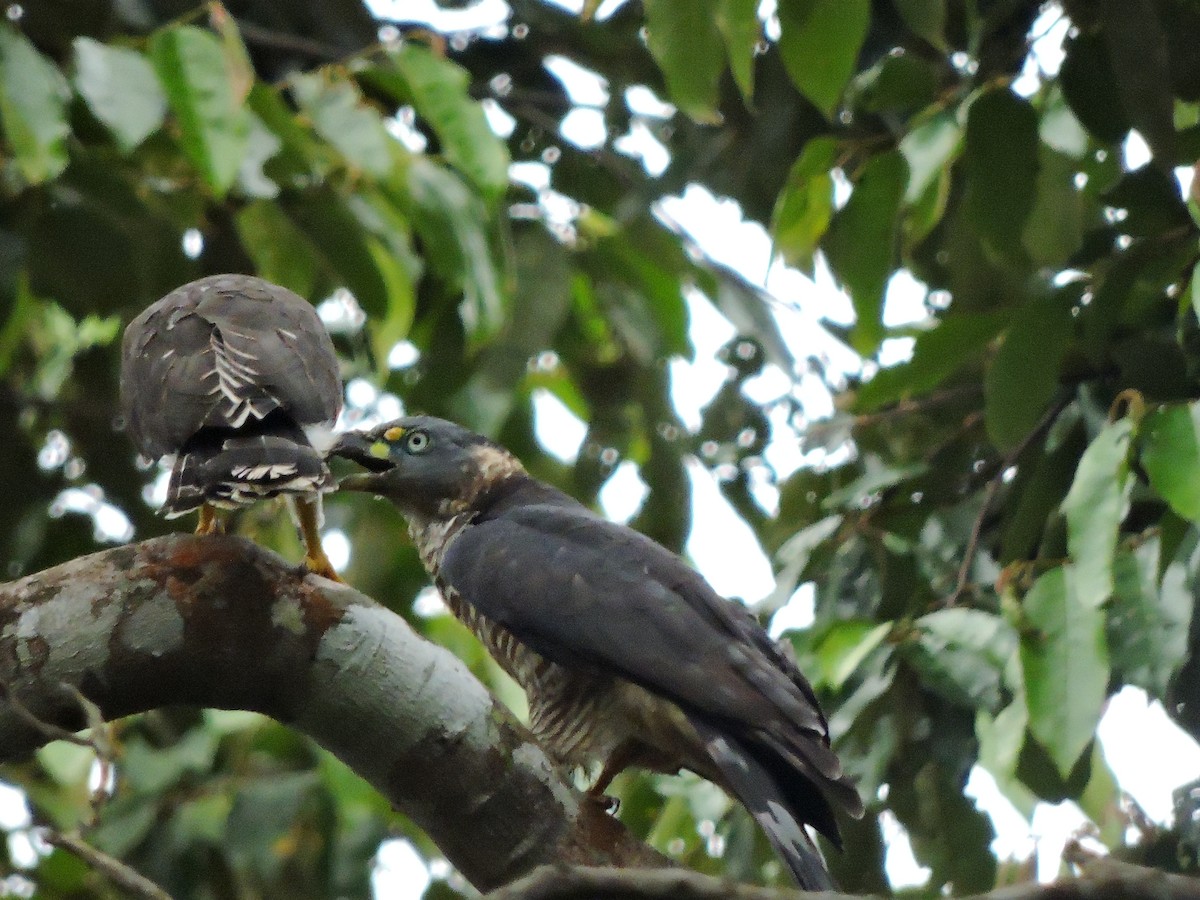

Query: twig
[[232, 18, 343, 61], [945, 393, 1072, 606], [41, 830, 173, 900], [0, 681, 98, 751], [0, 680, 118, 824]]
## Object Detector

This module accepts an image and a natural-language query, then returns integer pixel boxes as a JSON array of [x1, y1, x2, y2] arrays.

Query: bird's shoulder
[[441, 472, 833, 736]]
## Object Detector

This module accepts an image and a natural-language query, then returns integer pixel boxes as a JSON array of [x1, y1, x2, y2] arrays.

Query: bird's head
[[331, 416, 523, 520]]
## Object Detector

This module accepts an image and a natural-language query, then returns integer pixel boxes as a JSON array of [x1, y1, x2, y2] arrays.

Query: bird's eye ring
[[405, 431, 431, 453]]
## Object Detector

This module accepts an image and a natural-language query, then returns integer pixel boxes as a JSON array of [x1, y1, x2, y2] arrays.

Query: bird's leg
[[587, 745, 638, 814], [195, 504, 223, 535], [295, 496, 344, 583]]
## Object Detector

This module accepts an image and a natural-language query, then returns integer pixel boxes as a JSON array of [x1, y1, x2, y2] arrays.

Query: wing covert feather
[[439, 504, 825, 734]]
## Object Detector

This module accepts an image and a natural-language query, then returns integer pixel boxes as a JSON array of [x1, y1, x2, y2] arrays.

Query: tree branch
[[0, 535, 663, 892], [40, 829, 173, 900], [3, 538, 1196, 900], [486, 861, 1200, 900]]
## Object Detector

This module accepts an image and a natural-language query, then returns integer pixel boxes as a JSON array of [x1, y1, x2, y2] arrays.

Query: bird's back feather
[[121, 274, 340, 460], [437, 476, 861, 845]]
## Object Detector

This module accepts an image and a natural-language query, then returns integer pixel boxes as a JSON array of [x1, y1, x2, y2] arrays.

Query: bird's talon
[[588, 792, 620, 815]]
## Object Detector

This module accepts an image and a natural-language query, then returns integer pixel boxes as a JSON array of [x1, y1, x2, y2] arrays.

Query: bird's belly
[[447, 592, 704, 776]]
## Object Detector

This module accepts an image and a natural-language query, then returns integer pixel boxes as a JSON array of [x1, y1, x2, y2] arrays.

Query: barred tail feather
[[691, 719, 835, 892], [165, 432, 333, 516]]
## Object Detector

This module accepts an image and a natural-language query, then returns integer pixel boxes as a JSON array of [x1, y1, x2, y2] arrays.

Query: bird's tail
[[690, 718, 835, 891], [165, 416, 333, 516]]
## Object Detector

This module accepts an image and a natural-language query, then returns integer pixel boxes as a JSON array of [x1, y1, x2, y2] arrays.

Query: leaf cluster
[[1, 0, 1200, 896]]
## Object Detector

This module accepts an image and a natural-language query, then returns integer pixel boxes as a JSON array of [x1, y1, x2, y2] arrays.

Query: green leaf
[[292, 72, 394, 178], [1001, 418, 1087, 563], [822, 460, 927, 509], [1020, 566, 1110, 778], [1191, 261, 1200, 327], [854, 53, 941, 115], [150, 25, 249, 196], [910, 608, 1018, 710], [405, 157, 506, 342], [1061, 417, 1134, 607], [226, 773, 319, 878], [771, 136, 838, 273], [823, 150, 908, 354], [964, 88, 1039, 262], [378, 45, 510, 202], [709, 268, 795, 371], [815, 620, 892, 690], [236, 110, 282, 198], [769, 514, 841, 608], [855, 312, 1007, 411], [901, 113, 961, 203], [122, 728, 219, 796], [1108, 541, 1192, 696], [644, 0, 725, 123], [88, 795, 159, 858], [976, 704, 1038, 818], [1022, 145, 1084, 268], [895, 0, 946, 48], [0, 27, 70, 183], [985, 292, 1073, 451], [73, 38, 166, 152], [716, 0, 761, 102], [37, 741, 95, 788], [1077, 743, 1123, 848], [343, 188, 422, 367], [287, 189, 395, 318], [1141, 403, 1200, 521], [1098, 0, 1176, 165], [235, 201, 319, 297], [1039, 85, 1089, 158], [778, 0, 870, 117], [452, 225, 573, 433], [1060, 31, 1130, 143], [906, 762, 997, 891], [34, 849, 90, 892]]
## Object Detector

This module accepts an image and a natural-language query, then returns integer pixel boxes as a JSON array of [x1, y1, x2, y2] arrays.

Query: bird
[[331, 416, 864, 889], [120, 273, 344, 580]]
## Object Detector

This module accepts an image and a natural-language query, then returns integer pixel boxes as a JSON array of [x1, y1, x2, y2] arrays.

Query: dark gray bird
[[332, 416, 863, 888], [120, 274, 343, 579]]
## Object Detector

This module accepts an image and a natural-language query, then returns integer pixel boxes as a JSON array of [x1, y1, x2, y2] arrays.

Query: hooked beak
[[330, 431, 395, 492]]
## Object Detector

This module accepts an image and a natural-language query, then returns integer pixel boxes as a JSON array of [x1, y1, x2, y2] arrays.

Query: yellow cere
[[383, 426, 405, 441], [369, 442, 391, 460]]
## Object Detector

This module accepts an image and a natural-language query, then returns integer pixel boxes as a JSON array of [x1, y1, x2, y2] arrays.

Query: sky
[[4, 1, 1199, 897]]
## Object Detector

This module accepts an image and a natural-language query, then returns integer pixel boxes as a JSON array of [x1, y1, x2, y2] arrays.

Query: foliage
[[1, 0, 1199, 896]]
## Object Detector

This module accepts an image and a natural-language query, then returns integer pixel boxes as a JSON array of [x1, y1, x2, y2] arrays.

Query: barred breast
[[411, 515, 705, 778]]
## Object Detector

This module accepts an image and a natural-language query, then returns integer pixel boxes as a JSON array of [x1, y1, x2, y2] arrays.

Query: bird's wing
[[120, 277, 341, 459], [439, 502, 827, 738], [194, 279, 341, 429], [121, 289, 218, 458]]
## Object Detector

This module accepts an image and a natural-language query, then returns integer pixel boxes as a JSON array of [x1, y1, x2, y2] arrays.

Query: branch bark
[[0, 535, 663, 891], [486, 861, 1200, 900], [2, 537, 1197, 900]]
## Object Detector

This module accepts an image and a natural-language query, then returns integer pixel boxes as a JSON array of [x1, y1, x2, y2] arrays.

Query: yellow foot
[[303, 555, 344, 583], [195, 505, 223, 535]]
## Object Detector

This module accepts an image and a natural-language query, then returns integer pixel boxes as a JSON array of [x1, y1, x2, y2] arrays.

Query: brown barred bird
[[120, 274, 343, 579], [332, 416, 863, 889]]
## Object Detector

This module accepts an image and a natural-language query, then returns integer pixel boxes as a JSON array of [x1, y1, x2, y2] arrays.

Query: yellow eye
[[383, 426, 405, 442]]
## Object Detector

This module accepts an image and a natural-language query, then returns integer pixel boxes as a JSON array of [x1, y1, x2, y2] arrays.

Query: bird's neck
[[407, 510, 473, 575]]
